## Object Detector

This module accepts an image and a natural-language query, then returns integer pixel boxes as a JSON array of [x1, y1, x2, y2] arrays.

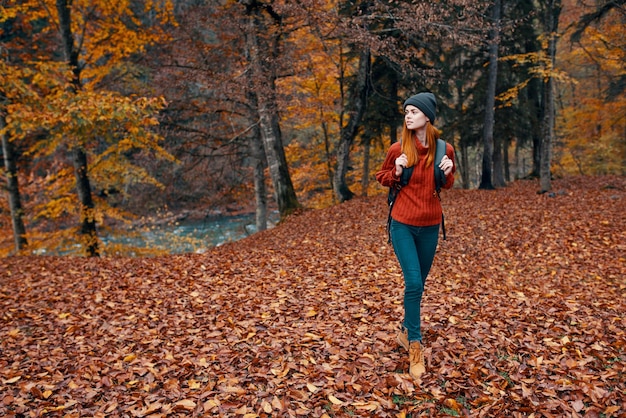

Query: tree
[[500, 0, 545, 181], [0, 110, 27, 253], [489, 0, 537, 187], [247, 90, 269, 232], [334, 48, 370, 202], [56, 0, 99, 256], [479, 0, 501, 190], [274, 1, 354, 208], [360, 56, 402, 195], [1, 17, 28, 253], [241, 0, 300, 219], [539, 0, 562, 193]]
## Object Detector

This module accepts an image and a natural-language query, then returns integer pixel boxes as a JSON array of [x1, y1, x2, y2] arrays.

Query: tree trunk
[[57, 0, 99, 256], [539, 77, 555, 192], [258, 97, 298, 219], [334, 48, 370, 202], [539, 0, 561, 193], [479, 0, 501, 190], [452, 82, 471, 189], [503, 136, 511, 182], [247, 91, 269, 232], [493, 132, 505, 187], [514, 137, 521, 179], [528, 78, 543, 178], [72, 148, 99, 256], [460, 140, 470, 189], [389, 75, 399, 146], [1, 112, 28, 253], [320, 109, 334, 203], [361, 132, 372, 196], [243, 1, 299, 219], [252, 135, 268, 232]]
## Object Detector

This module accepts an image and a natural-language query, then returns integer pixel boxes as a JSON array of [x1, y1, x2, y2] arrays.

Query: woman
[[375, 92, 455, 380]]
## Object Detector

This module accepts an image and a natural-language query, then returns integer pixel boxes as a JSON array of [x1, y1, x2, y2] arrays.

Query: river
[[101, 212, 279, 256]]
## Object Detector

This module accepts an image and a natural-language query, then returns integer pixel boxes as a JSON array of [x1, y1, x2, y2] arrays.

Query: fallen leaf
[[351, 401, 379, 411], [443, 398, 462, 413], [572, 399, 585, 412], [306, 383, 319, 393], [173, 399, 196, 410], [261, 399, 272, 413]]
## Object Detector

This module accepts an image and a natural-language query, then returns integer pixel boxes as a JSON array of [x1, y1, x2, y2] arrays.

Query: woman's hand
[[439, 155, 454, 175], [395, 154, 408, 176]]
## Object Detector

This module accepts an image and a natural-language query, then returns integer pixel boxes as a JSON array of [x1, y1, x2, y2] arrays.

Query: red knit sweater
[[376, 139, 456, 227]]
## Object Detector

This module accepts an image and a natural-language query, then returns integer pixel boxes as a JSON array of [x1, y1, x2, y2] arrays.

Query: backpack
[[386, 138, 447, 243]]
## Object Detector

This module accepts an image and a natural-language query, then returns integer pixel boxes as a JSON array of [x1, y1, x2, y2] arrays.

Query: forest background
[[1, 0, 624, 257]]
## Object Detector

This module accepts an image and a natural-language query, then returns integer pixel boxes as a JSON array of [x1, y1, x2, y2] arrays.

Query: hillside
[[1, 176, 624, 417]]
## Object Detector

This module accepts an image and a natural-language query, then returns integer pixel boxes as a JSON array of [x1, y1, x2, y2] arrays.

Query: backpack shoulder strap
[[400, 165, 414, 187], [434, 138, 447, 193], [434, 138, 447, 240]]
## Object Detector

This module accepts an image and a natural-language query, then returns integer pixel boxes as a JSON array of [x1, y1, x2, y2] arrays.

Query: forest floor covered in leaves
[[1, 176, 625, 418]]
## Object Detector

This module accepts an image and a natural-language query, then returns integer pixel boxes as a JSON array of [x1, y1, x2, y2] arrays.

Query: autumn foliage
[[1, 176, 624, 417]]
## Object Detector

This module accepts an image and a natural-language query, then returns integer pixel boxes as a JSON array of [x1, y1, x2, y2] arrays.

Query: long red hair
[[401, 122, 441, 167]]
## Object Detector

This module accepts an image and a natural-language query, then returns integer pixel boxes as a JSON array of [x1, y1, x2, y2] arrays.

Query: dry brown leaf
[[173, 399, 196, 410], [261, 399, 272, 413], [306, 382, 319, 393], [443, 398, 462, 412], [351, 401, 380, 411]]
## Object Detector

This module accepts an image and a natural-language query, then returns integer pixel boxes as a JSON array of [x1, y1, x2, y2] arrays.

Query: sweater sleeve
[[375, 142, 402, 188]]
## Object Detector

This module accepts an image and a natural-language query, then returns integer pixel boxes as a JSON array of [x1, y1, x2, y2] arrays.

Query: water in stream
[[101, 212, 279, 256]]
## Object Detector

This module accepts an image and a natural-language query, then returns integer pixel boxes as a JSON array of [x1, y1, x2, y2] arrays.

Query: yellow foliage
[[558, 96, 625, 175], [497, 50, 572, 108], [277, 6, 373, 208], [555, 1, 625, 175], [495, 1, 624, 176], [1, 0, 178, 256], [5, 0, 175, 88]]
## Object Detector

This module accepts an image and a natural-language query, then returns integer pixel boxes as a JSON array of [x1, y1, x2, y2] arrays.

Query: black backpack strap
[[386, 198, 395, 244], [387, 166, 414, 244], [434, 139, 447, 240], [434, 139, 447, 193]]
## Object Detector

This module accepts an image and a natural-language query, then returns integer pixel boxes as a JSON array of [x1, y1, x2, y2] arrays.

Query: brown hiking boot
[[397, 328, 409, 351], [409, 341, 426, 380]]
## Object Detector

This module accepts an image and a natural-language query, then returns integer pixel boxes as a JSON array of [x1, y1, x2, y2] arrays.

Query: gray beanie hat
[[403, 92, 437, 123]]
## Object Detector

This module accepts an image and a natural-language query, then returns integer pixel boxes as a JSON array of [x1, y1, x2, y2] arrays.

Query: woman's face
[[404, 105, 428, 130]]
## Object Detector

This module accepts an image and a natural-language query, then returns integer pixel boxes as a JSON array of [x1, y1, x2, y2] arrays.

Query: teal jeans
[[390, 220, 440, 343]]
